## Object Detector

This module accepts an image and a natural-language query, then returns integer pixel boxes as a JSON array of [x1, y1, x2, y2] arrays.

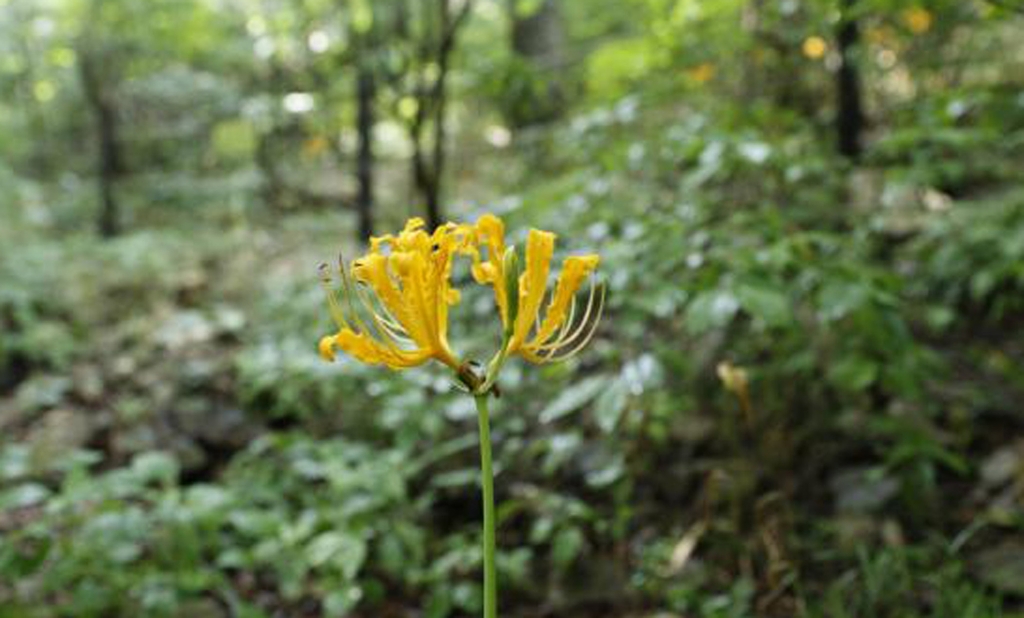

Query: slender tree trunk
[[255, 129, 284, 209], [96, 101, 120, 236], [508, 0, 566, 127], [411, 122, 442, 231], [355, 66, 376, 240], [16, 28, 52, 175], [836, 0, 864, 160], [410, 114, 437, 230], [408, 0, 473, 231], [78, 49, 122, 237], [427, 0, 454, 231], [424, 181, 442, 231]]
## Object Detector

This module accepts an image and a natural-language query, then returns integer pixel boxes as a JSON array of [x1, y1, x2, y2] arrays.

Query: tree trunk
[[507, 0, 566, 127], [411, 118, 442, 231], [96, 101, 120, 236], [836, 0, 864, 160], [78, 49, 122, 237], [355, 66, 376, 240], [424, 179, 442, 231], [408, 0, 473, 231]]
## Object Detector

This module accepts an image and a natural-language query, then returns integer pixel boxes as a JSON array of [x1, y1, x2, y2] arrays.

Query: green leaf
[[323, 585, 363, 616], [686, 290, 740, 333], [551, 526, 585, 571], [306, 531, 367, 580], [594, 379, 628, 433], [0, 483, 51, 510], [736, 283, 791, 327], [130, 451, 179, 486], [539, 376, 607, 424], [829, 355, 878, 391], [817, 281, 869, 322]]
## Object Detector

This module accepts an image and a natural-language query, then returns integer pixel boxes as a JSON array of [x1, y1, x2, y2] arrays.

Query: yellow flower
[[902, 7, 933, 34], [802, 36, 828, 60], [318, 217, 471, 370], [319, 214, 603, 376], [687, 63, 716, 84], [469, 214, 604, 364]]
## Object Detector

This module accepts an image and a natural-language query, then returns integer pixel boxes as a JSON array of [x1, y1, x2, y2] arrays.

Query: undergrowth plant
[[317, 215, 604, 618]]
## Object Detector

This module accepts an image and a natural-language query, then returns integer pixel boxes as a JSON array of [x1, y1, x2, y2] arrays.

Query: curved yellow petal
[[427, 224, 462, 367], [510, 229, 555, 352], [469, 214, 510, 325], [526, 254, 600, 348], [353, 253, 429, 346], [330, 328, 432, 369], [318, 334, 339, 361]]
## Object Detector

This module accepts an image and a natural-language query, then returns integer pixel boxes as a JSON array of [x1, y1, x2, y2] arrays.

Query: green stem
[[475, 393, 498, 618]]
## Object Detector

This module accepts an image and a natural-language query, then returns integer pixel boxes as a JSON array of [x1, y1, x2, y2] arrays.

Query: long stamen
[[338, 254, 380, 340], [355, 278, 410, 337], [355, 283, 414, 349], [319, 263, 350, 329], [542, 282, 605, 361], [337, 254, 364, 330], [535, 277, 598, 352], [529, 285, 555, 341], [544, 295, 577, 349]]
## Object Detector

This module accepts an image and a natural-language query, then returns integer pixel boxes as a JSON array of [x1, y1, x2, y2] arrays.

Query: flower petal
[[332, 328, 432, 368], [527, 255, 600, 348], [354, 253, 429, 345], [470, 214, 510, 325], [510, 229, 555, 351]]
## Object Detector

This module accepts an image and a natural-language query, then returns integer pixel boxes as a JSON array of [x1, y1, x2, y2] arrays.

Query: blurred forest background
[[2, 0, 1024, 616]]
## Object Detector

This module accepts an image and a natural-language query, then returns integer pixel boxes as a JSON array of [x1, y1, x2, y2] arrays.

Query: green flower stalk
[[318, 214, 604, 617]]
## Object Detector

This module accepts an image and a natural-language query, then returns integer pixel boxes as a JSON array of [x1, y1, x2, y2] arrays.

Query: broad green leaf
[[828, 355, 878, 391], [539, 375, 607, 424], [686, 290, 740, 333], [130, 451, 179, 486], [594, 378, 628, 433], [736, 283, 791, 327], [306, 531, 367, 580], [551, 526, 585, 571], [0, 483, 51, 510]]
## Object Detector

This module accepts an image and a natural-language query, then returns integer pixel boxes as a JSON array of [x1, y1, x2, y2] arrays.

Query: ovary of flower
[[318, 217, 470, 370]]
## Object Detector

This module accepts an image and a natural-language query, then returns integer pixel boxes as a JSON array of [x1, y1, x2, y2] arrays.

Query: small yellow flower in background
[[302, 135, 329, 160], [802, 36, 828, 60], [902, 7, 933, 34], [866, 26, 886, 45], [717, 361, 754, 425], [687, 63, 716, 84], [318, 217, 471, 370], [716, 361, 748, 395]]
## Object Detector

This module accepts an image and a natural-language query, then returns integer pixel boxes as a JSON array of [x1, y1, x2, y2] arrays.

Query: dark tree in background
[[400, 0, 474, 230], [347, 4, 382, 241], [506, 0, 567, 127], [835, 0, 864, 159], [77, 44, 123, 237], [355, 65, 376, 240]]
